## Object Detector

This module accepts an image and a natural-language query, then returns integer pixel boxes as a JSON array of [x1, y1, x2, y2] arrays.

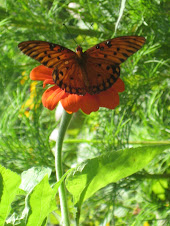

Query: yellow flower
[[20, 71, 28, 85], [20, 81, 40, 117], [143, 221, 150, 226]]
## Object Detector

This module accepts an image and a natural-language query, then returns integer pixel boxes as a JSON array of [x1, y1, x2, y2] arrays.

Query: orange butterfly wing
[[18, 41, 76, 68], [52, 59, 87, 95], [84, 36, 145, 94], [18, 36, 145, 95], [18, 41, 86, 95]]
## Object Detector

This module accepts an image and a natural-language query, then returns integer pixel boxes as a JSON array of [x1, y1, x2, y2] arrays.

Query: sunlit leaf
[[26, 175, 57, 226], [26, 169, 72, 226], [66, 145, 170, 205], [0, 165, 21, 225]]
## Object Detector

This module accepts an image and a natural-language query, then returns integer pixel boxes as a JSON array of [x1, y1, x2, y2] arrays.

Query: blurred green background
[[0, 0, 169, 225]]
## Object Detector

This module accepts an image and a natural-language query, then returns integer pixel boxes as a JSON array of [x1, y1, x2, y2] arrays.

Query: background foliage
[[0, 0, 169, 225]]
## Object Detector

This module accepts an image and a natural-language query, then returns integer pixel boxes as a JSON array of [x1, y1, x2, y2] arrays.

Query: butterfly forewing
[[18, 41, 76, 68], [85, 36, 145, 64]]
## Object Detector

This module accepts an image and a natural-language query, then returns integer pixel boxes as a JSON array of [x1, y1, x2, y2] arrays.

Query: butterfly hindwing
[[85, 58, 120, 94], [52, 59, 86, 95], [18, 41, 76, 68]]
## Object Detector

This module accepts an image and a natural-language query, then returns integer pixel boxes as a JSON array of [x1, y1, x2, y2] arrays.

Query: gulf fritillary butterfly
[[18, 36, 145, 95]]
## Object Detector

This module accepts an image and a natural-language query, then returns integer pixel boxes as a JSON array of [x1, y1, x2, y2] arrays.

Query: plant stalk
[[55, 110, 73, 226]]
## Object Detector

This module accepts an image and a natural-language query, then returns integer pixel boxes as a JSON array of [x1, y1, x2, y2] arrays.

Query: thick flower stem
[[55, 110, 73, 226]]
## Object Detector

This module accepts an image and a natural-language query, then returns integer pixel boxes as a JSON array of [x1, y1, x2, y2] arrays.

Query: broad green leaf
[[20, 166, 51, 193], [66, 145, 170, 205], [0, 165, 21, 225], [26, 169, 72, 226], [26, 175, 57, 226]]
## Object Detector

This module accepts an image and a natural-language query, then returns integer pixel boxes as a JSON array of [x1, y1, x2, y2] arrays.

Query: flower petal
[[42, 86, 68, 110], [43, 79, 55, 88], [61, 93, 100, 114], [80, 94, 99, 114], [30, 65, 53, 81], [98, 89, 119, 109], [110, 78, 125, 93], [61, 94, 81, 113]]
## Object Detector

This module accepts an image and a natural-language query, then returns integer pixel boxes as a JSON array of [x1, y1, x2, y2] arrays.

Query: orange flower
[[30, 65, 125, 114]]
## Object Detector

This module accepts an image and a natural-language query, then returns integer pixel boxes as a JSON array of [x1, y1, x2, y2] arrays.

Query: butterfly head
[[76, 46, 83, 57]]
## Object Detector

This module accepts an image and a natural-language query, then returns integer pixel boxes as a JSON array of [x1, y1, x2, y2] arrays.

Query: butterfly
[[18, 36, 145, 95]]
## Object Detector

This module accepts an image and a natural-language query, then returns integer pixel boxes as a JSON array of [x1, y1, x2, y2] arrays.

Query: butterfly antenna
[[80, 23, 93, 46], [63, 23, 78, 46]]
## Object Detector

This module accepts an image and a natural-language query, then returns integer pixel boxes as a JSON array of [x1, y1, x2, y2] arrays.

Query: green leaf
[[22, 168, 72, 226], [20, 166, 52, 193], [66, 145, 170, 205], [0, 165, 21, 225], [26, 175, 57, 226]]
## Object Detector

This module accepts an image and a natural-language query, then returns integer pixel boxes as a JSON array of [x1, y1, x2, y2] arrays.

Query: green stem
[[55, 110, 73, 226]]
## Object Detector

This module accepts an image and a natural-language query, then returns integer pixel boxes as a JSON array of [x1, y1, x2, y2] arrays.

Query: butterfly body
[[18, 36, 145, 95]]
